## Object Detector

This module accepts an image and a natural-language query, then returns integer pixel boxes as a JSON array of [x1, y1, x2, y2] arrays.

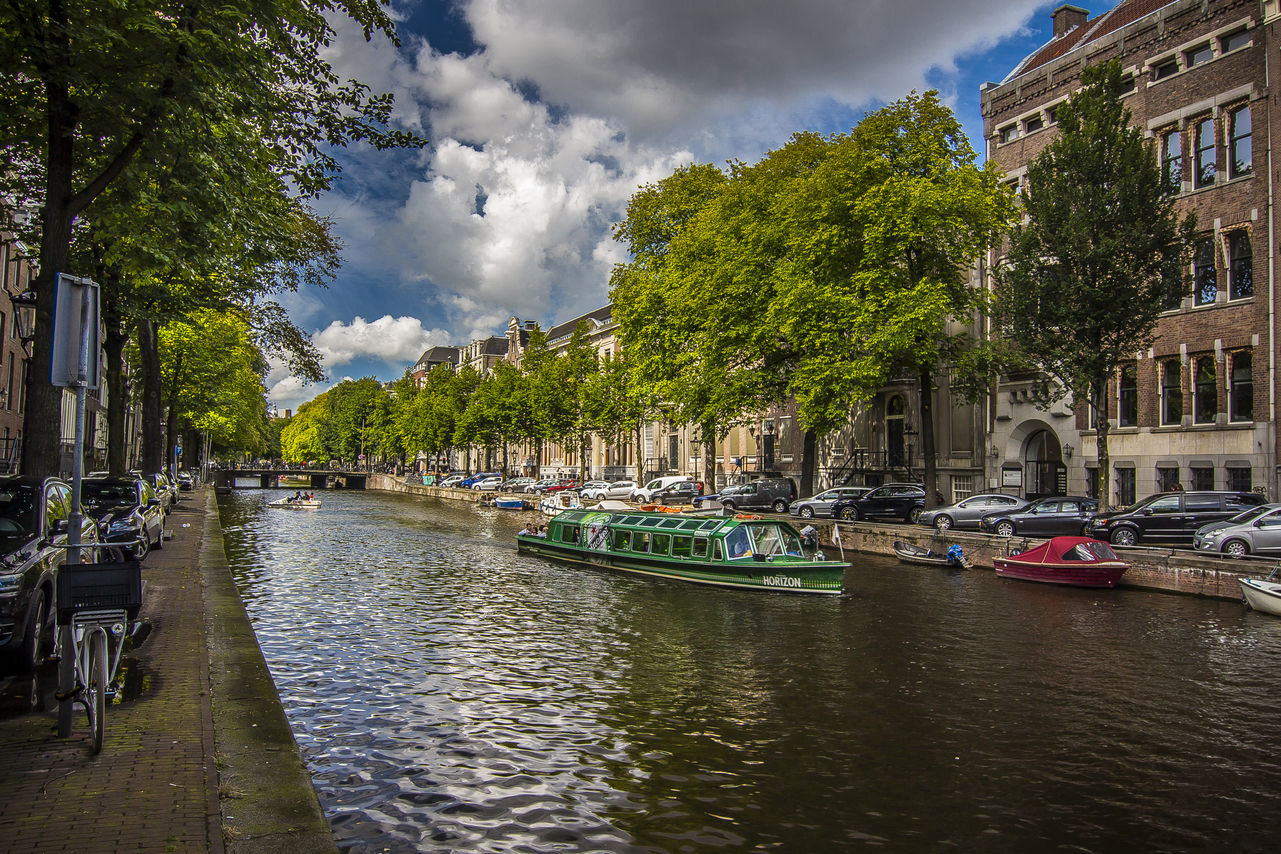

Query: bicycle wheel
[[87, 629, 108, 754]]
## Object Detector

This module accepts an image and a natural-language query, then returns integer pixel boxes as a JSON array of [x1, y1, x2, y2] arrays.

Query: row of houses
[[409, 0, 1281, 505]]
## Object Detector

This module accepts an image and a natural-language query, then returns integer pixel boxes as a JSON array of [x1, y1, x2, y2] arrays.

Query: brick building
[[982, 0, 1278, 503]]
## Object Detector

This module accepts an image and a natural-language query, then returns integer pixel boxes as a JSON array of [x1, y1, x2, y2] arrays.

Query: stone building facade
[[982, 0, 1278, 503]]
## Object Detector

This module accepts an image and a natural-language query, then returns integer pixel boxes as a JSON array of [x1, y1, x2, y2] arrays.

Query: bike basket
[[57, 561, 143, 623]]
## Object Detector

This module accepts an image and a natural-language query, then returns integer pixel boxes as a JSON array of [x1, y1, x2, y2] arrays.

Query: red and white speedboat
[[994, 536, 1129, 588]]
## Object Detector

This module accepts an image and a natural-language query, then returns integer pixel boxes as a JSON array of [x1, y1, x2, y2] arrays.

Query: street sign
[[50, 274, 100, 389]]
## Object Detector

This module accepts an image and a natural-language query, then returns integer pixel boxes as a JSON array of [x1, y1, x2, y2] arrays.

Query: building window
[[1185, 44, 1213, 68], [950, 475, 974, 502], [1194, 116, 1216, 187], [1047, 105, 1059, 124], [1152, 58, 1179, 80], [1193, 357, 1216, 424], [1227, 467, 1252, 492], [1194, 237, 1217, 305], [1116, 468, 1136, 507], [1085, 466, 1098, 500], [999, 125, 1018, 144], [1221, 29, 1251, 53], [1230, 351, 1253, 422], [1161, 130, 1182, 192], [1161, 359, 1182, 425], [1119, 74, 1135, 94], [1024, 116, 1044, 134], [1228, 231, 1253, 299], [1157, 466, 1181, 492], [1118, 364, 1138, 427], [1191, 467, 1214, 490], [1229, 105, 1252, 179]]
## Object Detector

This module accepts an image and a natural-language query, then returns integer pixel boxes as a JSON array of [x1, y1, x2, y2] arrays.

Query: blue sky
[[268, 0, 1067, 409]]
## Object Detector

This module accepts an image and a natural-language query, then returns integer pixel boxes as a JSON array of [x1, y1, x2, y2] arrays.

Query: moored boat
[[893, 540, 970, 569], [1239, 576, 1281, 616], [538, 493, 583, 516], [993, 536, 1127, 588], [268, 497, 321, 510], [517, 508, 847, 595]]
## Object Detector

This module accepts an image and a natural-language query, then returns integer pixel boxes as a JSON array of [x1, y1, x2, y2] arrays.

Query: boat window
[[1086, 542, 1119, 561], [640, 518, 663, 528], [1063, 545, 1090, 561], [612, 529, 630, 550], [561, 525, 580, 544], [713, 539, 723, 561], [631, 531, 650, 552], [651, 533, 671, 555], [659, 519, 682, 528], [725, 527, 752, 559], [672, 536, 693, 557], [692, 538, 708, 558]]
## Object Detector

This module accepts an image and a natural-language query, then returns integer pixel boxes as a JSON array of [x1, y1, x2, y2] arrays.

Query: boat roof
[[552, 508, 786, 536], [1010, 536, 1119, 564]]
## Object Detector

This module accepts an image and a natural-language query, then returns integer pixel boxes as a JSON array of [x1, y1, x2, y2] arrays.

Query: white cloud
[[312, 315, 450, 367]]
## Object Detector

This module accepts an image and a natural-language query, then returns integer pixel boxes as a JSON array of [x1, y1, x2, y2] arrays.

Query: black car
[[82, 477, 165, 560], [652, 480, 703, 506], [831, 483, 926, 523], [717, 477, 795, 513], [0, 476, 99, 673], [979, 496, 1098, 538], [1086, 490, 1267, 547]]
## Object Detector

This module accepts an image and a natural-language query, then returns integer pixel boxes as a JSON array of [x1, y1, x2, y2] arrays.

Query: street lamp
[[11, 290, 37, 353]]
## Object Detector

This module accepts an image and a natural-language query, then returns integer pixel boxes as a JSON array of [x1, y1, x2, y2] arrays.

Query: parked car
[[831, 484, 926, 523], [717, 478, 794, 513], [130, 472, 175, 515], [577, 480, 610, 497], [499, 477, 536, 492], [632, 476, 695, 502], [175, 471, 195, 491], [980, 496, 1099, 538], [1193, 503, 1281, 556], [523, 478, 560, 493], [582, 480, 639, 501], [461, 472, 502, 488], [1087, 490, 1267, 547], [545, 479, 581, 493], [439, 474, 466, 488], [790, 487, 871, 519], [651, 480, 703, 506], [918, 493, 1031, 532], [0, 476, 100, 674], [471, 476, 504, 491], [82, 476, 164, 559]]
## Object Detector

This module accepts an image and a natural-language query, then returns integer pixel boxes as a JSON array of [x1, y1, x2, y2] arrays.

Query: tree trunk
[[1093, 379, 1111, 512], [701, 418, 716, 493], [165, 351, 184, 476], [800, 428, 817, 498], [103, 314, 127, 475], [136, 319, 164, 472], [634, 422, 645, 484], [918, 368, 939, 507]]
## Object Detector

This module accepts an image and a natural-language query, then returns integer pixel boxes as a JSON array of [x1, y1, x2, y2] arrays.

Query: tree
[[992, 61, 1194, 511]]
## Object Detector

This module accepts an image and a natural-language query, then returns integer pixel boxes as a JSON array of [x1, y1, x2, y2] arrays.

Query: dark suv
[[717, 478, 796, 513], [831, 483, 925, 523], [1086, 491, 1267, 547], [0, 476, 100, 673]]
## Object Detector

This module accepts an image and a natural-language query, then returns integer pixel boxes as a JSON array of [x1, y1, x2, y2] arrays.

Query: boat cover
[[1006, 536, 1121, 565]]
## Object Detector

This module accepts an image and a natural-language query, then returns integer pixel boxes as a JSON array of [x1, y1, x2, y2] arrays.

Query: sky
[[266, 0, 1068, 411]]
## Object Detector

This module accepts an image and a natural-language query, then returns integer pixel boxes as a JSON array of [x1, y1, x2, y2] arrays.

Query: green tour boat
[[516, 508, 847, 595]]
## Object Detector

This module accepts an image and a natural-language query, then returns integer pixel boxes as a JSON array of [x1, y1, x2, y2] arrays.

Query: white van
[[632, 475, 694, 502]]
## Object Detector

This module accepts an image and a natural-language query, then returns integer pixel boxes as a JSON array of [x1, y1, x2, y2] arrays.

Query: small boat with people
[[516, 508, 847, 594], [993, 536, 1128, 588], [268, 492, 321, 510], [1239, 571, 1281, 617]]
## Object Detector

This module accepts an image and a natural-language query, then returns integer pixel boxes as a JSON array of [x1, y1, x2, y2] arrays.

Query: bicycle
[[54, 559, 143, 753]]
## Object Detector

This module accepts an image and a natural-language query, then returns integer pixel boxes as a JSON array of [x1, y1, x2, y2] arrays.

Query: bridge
[[212, 468, 370, 491]]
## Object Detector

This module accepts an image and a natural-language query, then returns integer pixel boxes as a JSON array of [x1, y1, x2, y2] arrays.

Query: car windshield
[[82, 482, 138, 507], [1228, 505, 1274, 524], [0, 484, 39, 539]]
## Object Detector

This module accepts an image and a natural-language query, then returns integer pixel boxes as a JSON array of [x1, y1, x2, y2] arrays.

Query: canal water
[[218, 489, 1281, 854]]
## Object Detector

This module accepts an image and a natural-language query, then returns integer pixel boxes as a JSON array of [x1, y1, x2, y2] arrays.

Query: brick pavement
[[0, 487, 334, 853]]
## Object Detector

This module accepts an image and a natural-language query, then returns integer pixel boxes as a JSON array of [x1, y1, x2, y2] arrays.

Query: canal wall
[[365, 475, 1269, 601]]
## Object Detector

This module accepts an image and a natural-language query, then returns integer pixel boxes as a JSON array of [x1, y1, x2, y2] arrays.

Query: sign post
[[51, 274, 99, 738]]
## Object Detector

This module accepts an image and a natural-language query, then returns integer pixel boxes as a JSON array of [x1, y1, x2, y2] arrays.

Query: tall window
[[1229, 104, 1253, 179], [1194, 237, 1217, 305], [1194, 116, 1216, 187], [1230, 351, 1253, 422], [1227, 467, 1252, 492], [1161, 130, 1182, 191], [1228, 231, 1253, 299], [1194, 357, 1217, 424], [1118, 364, 1138, 427], [1116, 468, 1137, 507], [1191, 467, 1214, 490], [1161, 359, 1182, 425]]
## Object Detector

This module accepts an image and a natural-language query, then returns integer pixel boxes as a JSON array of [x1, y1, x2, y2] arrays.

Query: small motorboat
[[489, 496, 529, 510], [268, 497, 321, 510], [993, 536, 1127, 588], [893, 541, 970, 569], [539, 493, 583, 517], [1239, 575, 1281, 617]]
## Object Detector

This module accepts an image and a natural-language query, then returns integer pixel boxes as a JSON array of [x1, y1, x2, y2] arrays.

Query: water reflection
[[220, 490, 1281, 853]]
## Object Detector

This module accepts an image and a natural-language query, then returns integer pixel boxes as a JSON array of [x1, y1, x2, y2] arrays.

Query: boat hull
[[1239, 578, 1281, 616], [268, 499, 321, 510], [993, 558, 1127, 588], [517, 536, 845, 595]]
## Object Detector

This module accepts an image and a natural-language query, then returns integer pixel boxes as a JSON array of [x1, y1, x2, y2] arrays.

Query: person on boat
[[308, 492, 315, 500], [517, 523, 534, 536], [291, 490, 303, 503], [535, 525, 548, 538]]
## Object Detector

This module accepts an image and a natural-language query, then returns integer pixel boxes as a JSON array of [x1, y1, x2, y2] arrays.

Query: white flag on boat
[[832, 524, 842, 543]]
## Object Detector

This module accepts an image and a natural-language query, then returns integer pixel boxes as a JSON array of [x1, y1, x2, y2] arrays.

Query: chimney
[[1052, 4, 1088, 37]]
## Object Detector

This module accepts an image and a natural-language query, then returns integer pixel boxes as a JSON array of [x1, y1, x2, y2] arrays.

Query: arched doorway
[[1025, 430, 1066, 499], [886, 395, 906, 467]]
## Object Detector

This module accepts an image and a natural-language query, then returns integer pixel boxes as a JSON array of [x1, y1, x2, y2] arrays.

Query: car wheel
[[995, 521, 1015, 538], [799, 506, 814, 519], [772, 499, 787, 513], [17, 589, 49, 674], [907, 507, 922, 524], [1223, 539, 1250, 558], [839, 507, 857, 522], [1109, 527, 1138, 547], [934, 515, 954, 532], [722, 501, 736, 511], [133, 532, 150, 561]]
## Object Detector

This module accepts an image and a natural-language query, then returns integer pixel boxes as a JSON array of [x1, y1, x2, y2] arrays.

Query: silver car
[[1193, 503, 1281, 557], [789, 487, 870, 519], [918, 493, 1030, 531]]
